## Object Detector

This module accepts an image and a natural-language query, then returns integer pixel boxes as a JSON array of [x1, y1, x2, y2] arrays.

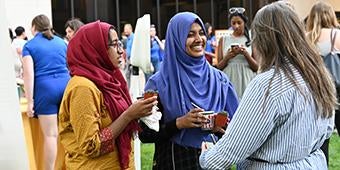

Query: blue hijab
[[145, 12, 239, 148]]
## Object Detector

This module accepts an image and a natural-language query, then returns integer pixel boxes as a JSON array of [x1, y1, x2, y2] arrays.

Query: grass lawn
[[329, 133, 340, 170], [141, 133, 340, 170], [141, 143, 154, 170]]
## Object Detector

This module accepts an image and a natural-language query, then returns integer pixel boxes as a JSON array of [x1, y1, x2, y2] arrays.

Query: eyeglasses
[[229, 7, 245, 14], [108, 40, 124, 50]]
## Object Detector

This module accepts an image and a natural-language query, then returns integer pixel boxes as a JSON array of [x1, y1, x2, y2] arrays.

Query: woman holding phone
[[216, 7, 258, 100]]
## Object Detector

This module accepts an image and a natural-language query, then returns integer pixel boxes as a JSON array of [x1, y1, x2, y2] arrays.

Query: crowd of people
[[9, 1, 339, 169]]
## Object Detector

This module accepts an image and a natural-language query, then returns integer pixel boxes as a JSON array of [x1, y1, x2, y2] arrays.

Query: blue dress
[[22, 32, 70, 115], [205, 35, 216, 53]]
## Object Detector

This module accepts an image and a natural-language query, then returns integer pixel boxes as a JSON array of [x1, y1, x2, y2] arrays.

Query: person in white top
[[11, 26, 27, 81]]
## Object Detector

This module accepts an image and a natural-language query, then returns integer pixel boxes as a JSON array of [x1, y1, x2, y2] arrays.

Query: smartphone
[[230, 43, 240, 48]]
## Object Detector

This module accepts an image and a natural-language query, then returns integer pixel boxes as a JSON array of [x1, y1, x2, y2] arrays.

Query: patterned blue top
[[205, 35, 216, 53], [22, 32, 68, 78], [199, 67, 334, 169], [126, 33, 134, 59], [150, 38, 163, 62]]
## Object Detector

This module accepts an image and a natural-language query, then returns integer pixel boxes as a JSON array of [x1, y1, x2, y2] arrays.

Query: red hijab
[[67, 21, 138, 168]]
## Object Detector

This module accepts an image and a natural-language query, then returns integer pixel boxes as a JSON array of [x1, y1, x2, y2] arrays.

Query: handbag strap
[[330, 28, 337, 52]]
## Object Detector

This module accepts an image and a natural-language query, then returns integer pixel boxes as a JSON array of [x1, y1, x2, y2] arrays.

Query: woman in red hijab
[[58, 21, 157, 169]]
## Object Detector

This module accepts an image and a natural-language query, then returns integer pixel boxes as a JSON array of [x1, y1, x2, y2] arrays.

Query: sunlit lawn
[[141, 133, 340, 170], [330, 133, 340, 170]]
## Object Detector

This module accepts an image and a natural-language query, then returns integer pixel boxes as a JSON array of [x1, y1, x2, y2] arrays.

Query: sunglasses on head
[[229, 7, 245, 14]]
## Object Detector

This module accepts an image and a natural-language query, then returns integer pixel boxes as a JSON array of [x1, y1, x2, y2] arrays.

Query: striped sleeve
[[199, 77, 278, 169]]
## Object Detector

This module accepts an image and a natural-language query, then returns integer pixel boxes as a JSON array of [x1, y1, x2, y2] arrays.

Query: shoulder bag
[[322, 28, 340, 87]]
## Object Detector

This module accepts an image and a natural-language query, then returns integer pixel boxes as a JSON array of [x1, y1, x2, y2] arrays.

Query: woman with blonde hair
[[306, 1, 340, 45], [306, 1, 340, 165], [200, 2, 337, 169]]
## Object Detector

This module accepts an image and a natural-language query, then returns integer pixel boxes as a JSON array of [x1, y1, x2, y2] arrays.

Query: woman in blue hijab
[[139, 12, 239, 170]]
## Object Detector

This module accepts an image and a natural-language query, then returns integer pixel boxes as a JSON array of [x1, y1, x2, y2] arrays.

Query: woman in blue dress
[[22, 14, 70, 170]]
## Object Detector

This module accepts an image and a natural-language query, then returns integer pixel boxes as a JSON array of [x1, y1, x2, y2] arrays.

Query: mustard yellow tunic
[[59, 76, 135, 170]]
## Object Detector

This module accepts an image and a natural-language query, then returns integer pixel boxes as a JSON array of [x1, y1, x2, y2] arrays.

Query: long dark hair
[[229, 12, 251, 47], [204, 22, 214, 39], [252, 1, 337, 118], [8, 28, 14, 42]]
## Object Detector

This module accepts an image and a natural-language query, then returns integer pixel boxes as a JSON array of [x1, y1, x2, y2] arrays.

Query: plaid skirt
[[152, 142, 202, 170]]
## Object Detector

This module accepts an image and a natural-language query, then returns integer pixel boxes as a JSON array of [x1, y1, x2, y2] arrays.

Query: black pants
[[320, 87, 340, 167], [335, 86, 340, 136], [320, 139, 329, 166], [335, 109, 340, 136], [125, 61, 131, 88]]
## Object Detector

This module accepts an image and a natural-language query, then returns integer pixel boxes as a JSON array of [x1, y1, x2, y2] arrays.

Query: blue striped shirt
[[199, 67, 334, 170]]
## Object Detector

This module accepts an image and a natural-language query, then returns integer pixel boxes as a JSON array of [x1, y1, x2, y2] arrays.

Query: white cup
[[201, 111, 215, 131]]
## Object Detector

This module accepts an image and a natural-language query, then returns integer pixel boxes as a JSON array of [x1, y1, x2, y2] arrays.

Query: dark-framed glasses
[[108, 40, 124, 50], [229, 7, 245, 14]]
